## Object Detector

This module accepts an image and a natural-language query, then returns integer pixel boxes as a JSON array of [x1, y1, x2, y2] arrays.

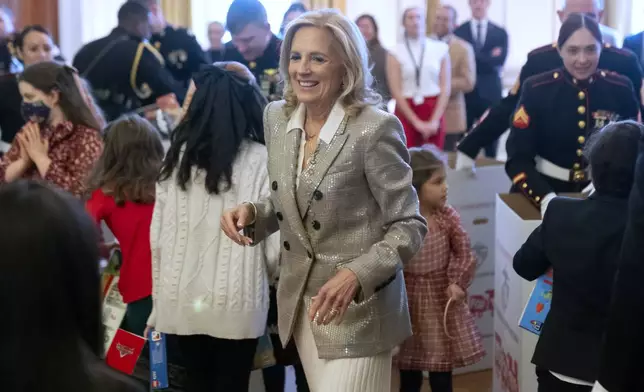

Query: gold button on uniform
[[578, 106, 586, 114], [522, 183, 527, 189], [578, 91, 585, 100], [578, 121, 586, 129], [577, 149, 583, 156], [535, 196, 541, 202], [553, 72, 560, 79], [578, 136, 585, 143], [574, 163, 581, 169]]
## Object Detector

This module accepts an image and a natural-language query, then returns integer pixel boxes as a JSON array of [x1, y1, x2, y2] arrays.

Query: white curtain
[[603, 0, 632, 38], [161, 0, 193, 28], [302, 0, 346, 12]]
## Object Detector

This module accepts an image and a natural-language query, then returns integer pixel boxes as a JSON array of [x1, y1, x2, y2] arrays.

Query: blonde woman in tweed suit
[[221, 9, 427, 392]]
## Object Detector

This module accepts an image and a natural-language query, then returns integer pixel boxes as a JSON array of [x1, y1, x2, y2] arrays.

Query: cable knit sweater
[[147, 141, 279, 339]]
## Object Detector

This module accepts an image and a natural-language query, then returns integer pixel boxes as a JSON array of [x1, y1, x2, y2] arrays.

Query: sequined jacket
[[250, 100, 427, 359]]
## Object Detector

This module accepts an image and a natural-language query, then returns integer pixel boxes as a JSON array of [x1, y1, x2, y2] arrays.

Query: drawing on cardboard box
[[472, 241, 489, 269], [500, 269, 510, 313]]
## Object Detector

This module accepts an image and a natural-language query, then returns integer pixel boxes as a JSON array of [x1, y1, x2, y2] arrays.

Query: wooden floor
[[390, 370, 493, 392], [249, 368, 493, 392]]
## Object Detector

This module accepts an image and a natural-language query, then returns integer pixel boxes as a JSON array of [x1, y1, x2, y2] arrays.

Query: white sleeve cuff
[[591, 381, 609, 392], [540, 192, 557, 218], [583, 182, 596, 196], [455, 151, 475, 170]]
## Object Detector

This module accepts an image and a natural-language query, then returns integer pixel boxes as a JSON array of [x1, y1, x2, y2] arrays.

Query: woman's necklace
[[303, 132, 320, 170]]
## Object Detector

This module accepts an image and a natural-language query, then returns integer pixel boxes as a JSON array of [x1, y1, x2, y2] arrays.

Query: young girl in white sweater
[[146, 64, 279, 392]]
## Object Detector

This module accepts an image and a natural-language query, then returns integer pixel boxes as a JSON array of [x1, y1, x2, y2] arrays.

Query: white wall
[[58, 0, 121, 62], [58, 0, 560, 79]]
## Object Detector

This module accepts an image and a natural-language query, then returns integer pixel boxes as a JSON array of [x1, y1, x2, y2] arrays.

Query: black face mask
[[20, 100, 51, 124]]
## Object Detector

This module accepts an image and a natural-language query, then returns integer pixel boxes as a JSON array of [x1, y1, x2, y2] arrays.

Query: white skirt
[[293, 304, 392, 392]]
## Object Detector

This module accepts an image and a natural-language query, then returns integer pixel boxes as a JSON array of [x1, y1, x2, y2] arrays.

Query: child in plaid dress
[[394, 145, 484, 392]]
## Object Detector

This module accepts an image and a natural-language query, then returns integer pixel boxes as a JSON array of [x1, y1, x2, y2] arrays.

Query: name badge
[[412, 94, 424, 105]]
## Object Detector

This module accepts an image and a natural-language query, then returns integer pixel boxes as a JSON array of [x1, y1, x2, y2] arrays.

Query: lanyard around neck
[[405, 37, 425, 88]]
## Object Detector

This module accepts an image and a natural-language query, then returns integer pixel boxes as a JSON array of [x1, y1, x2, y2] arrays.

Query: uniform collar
[[562, 68, 598, 87], [257, 34, 281, 62], [111, 27, 143, 42], [286, 101, 346, 144]]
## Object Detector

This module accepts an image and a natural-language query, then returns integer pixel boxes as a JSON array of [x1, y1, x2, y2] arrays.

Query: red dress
[[86, 189, 154, 304], [394, 205, 484, 372], [394, 96, 446, 149]]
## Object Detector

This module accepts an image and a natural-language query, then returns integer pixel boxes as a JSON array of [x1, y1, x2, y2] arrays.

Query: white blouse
[[394, 37, 449, 99], [286, 101, 346, 187]]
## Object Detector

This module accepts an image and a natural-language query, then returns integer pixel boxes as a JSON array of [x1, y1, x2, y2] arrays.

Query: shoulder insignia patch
[[513, 105, 530, 129]]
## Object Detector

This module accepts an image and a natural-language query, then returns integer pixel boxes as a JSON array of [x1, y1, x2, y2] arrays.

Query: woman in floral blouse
[[0, 61, 103, 197]]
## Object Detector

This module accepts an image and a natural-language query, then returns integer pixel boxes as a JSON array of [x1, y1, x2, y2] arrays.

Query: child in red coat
[[86, 115, 165, 336], [394, 145, 484, 392]]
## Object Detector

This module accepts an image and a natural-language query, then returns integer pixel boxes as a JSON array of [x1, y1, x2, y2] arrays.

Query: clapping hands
[[17, 122, 48, 164]]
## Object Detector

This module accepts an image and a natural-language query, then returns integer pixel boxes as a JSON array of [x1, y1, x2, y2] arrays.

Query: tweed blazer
[[250, 100, 427, 359]]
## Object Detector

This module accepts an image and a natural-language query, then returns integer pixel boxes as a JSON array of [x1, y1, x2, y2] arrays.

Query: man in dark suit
[[623, 31, 644, 68], [513, 121, 643, 392], [593, 126, 644, 392], [454, 0, 508, 158]]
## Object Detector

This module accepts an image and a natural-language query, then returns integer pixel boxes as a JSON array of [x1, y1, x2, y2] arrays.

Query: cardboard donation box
[[493, 194, 541, 392], [448, 155, 511, 374]]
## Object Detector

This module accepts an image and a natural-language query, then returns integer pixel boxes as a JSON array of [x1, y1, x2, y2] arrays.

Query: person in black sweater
[[513, 120, 643, 392], [593, 133, 644, 392], [0, 180, 145, 392]]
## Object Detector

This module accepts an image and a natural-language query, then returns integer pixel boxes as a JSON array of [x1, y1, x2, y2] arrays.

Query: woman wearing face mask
[[506, 13, 640, 218], [0, 25, 56, 152], [0, 61, 103, 197], [387, 7, 451, 149]]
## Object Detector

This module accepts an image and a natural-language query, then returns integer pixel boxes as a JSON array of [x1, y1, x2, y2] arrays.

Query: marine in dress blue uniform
[[222, 34, 282, 101], [458, 43, 644, 160], [73, 27, 183, 121], [506, 68, 640, 207], [150, 25, 208, 89]]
